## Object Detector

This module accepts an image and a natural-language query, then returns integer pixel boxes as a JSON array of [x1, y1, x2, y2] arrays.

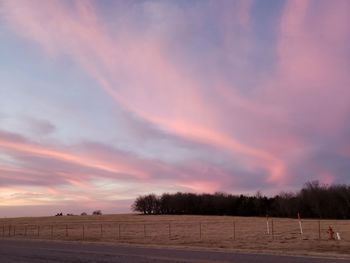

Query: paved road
[[0, 239, 348, 263]]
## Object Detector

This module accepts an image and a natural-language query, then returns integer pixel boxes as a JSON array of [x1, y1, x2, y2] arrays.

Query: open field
[[1, 214, 349, 257]]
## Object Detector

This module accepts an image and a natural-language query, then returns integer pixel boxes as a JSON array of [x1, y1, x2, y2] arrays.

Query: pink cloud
[[262, 0, 350, 133], [3, 0, 349, 202], [0, 130, 240, 195], [319, 172, 336, 186], [177, 180, 221, 194], [255, 0, 350, 184], [0, 130, 148, 179], [2, 0, 288, 186]]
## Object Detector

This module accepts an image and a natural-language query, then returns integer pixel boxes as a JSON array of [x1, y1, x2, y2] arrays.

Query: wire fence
[[1, 218, 349, 243]]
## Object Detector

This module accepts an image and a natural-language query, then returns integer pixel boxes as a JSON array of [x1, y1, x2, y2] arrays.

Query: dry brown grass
[[1, 214, 349, 257]]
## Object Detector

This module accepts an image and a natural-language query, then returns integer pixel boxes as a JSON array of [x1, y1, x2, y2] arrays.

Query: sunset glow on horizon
[[1, 0, 349, 217]]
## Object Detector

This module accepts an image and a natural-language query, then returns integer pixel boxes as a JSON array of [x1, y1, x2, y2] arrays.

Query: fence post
[[25, 225, 27, 237], [266, 215, 270, 235], [119, 224, 121, 239], [37, 225, 40, 237], [66, 224, 68, 237], [100, 224, 103, 238], [233, 221, 236, 241], [2, 225, 5, 236], [318, 220, 321, 240], [143, 224, 146, 238], [298, 213, 303, 236], [82, 224, 85, 240], [199, 223, 202, 240], [271, 220, 274, 240], [168, 223, 171, 238], [51, 225, 53, 239], [14, 226, 16, 236]]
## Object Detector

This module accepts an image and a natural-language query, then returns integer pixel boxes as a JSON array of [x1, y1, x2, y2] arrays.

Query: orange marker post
[[327, 226, 335, 240]]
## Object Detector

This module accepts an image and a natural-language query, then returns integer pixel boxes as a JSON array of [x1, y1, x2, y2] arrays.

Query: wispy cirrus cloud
[[0, 130, 148, 179], [1, 0, 287, 182], [0, 129, 243, 211]]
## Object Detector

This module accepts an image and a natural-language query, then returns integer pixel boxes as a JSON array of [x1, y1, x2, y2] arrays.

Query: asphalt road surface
[[0, 239, 348, 263]]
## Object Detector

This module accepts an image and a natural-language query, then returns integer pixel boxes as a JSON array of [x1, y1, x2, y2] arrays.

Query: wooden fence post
[[233, 221, 236, 241], [298, 213, 303, 236], [14, 226, 16, 236], [3, 225, 5, 236], [115, 224, 118, 239], [37, 225, 40, 237], [199, 223, 202, 240], [318, 220, 321, 240], [168, 223, 171, 238], [25, 225, 27, 237], [119, 224, 122, 239], [100, 224, 103, 238], [82, 225, 85, 240], [143, 224, 146, 238], [271, 220, 274, 240], [51, 225, 53, 239], [66, 224, 68, 237]]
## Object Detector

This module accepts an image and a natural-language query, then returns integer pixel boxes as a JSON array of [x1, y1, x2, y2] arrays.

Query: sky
[[0, 0, 349, 217]]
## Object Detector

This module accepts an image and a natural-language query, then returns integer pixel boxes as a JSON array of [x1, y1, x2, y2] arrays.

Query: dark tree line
[[132, 181, 350, 219]]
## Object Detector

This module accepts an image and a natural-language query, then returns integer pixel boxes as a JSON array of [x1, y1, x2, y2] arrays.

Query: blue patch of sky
[[250, 0, 286, 75], [0, 30, 129, 145]]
